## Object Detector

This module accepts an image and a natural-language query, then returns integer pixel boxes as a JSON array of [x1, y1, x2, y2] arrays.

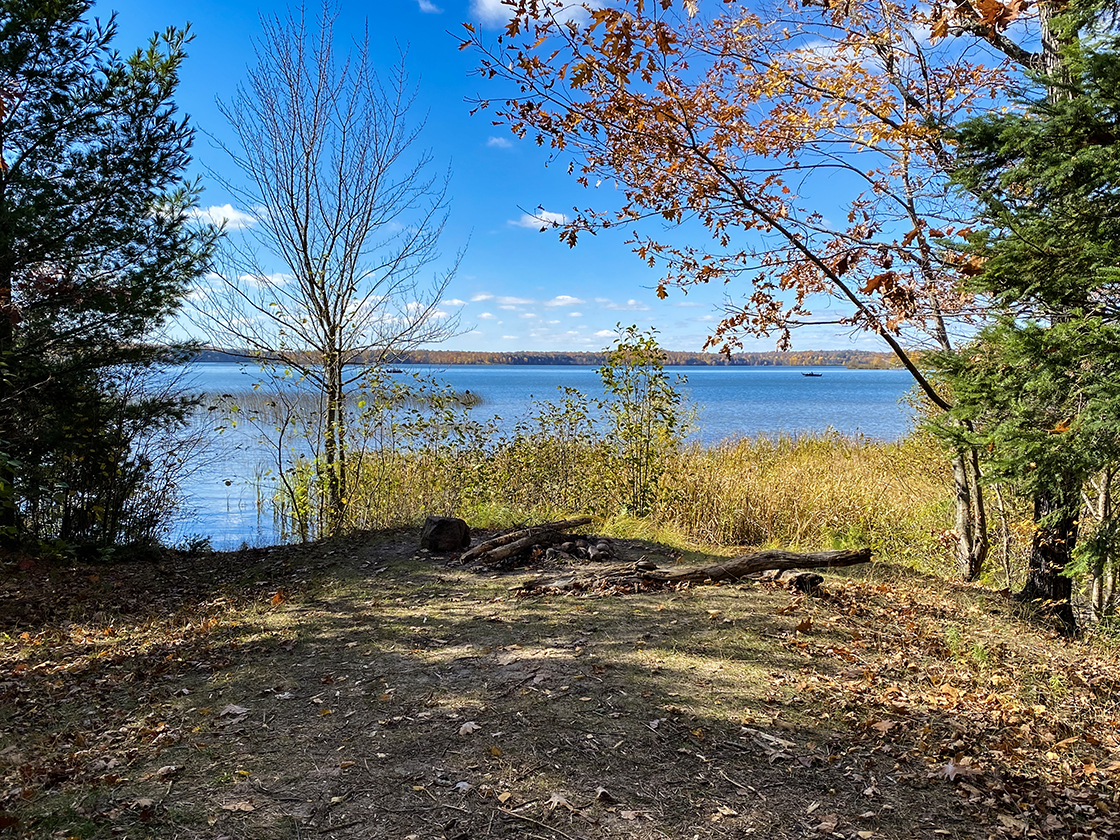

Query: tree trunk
[[1018, 477, 1079, 634], [1087, 467, 1114, 620], [0, 264, 15, 547], [321, 352, 345, 537], [951, 444, 989, 580], [1038, 1, 1071, 92]]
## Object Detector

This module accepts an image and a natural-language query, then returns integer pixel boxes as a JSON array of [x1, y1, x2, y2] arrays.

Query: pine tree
[[936, 6, 1120, 631], [0, 1, 215, 550]]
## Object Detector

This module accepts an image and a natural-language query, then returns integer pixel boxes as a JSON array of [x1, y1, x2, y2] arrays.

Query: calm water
[[172, 363, 916, 548]]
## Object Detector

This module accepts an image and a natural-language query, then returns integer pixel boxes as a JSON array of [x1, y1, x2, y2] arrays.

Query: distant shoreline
[[191, 348, 902, 370]]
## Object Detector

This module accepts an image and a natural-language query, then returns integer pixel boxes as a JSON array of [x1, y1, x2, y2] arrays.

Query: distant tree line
[[192, 347, 901, 369]]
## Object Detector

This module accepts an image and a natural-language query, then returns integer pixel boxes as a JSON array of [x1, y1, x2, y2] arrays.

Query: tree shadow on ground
[[2, 530, 1117, 840]]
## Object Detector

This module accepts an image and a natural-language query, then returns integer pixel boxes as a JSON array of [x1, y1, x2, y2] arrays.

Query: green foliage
[[598, 325, 690, 517], [0, 1, 216, 551], [934, 22, 1120, 621], [934, 318, 1120, 518]]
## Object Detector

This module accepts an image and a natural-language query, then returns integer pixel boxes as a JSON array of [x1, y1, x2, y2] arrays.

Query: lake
[[172, 363, 918, 548]]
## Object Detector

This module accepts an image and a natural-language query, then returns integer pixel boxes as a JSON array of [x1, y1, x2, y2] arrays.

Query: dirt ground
[[2, 528, 1119, 840]]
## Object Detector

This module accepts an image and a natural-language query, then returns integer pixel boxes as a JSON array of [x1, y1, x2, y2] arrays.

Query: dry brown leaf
[[942, 758, 980, 780], [816, 813, 840, 832], [221, 801, 255, 812], [546, 792, 576, 812]]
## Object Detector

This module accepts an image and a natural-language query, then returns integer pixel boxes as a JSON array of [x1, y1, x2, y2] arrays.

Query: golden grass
[[276, 430, 963, 575], [657, 433, 956, 572]]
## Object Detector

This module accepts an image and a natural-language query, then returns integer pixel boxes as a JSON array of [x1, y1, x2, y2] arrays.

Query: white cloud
[[594, 329, 615, 337], [499, 305, 517, 311], [471, 0, 598, 27], [478, 312, 496, 320], [487, 136, 512, 148], [189, 204, 256, 230], [511, 209, 569, 229], [568, 311, 583, 317], [519, 312, 538, 319], [470, 293, 494, 302], [595, 297, 650, 312], [498, 296, 534, 305], [501, 335, 519, 340], [545, 294, 584, 307], [444, 298, 467, 306], [471, 0, 515, 25], [417, 0, 442, 12]]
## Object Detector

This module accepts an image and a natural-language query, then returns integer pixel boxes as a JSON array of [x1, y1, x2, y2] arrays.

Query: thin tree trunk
[[0, 109, 16, 547], [0, 265, 16, 547], [951, 452, 972, 573], [1087, 467, 1114, 620], [993, 483, 1014, 591], [965, 433, 989, 577], [322, 353, 345, 536]]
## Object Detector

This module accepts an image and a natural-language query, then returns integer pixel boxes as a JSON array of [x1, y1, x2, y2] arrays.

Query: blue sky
[[95, 0, 867, 353]]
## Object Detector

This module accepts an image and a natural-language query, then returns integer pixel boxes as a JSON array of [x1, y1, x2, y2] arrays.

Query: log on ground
[[643, 548, 872, 584], [461, 517, 594, 564], [518, 547, 872, 593]]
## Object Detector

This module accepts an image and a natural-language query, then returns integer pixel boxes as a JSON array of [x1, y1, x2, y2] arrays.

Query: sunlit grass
[[656, 432, 956, 573]]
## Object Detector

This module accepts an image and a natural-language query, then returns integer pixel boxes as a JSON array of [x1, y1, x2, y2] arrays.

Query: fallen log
[[641, 548, 872, 584], [460, 517, 594, 564], [478, 530, 566, 566], [518, 547, 872, 593]]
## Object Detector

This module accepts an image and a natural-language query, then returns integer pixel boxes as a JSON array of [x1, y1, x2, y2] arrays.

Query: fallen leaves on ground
[[2, 535, 1119, 840]]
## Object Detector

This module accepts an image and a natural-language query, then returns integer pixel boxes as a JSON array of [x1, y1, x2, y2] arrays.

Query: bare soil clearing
[[2, 529, 1119, 840]]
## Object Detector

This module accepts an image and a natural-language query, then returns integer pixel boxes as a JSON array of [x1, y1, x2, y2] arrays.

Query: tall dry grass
[[303, 428, 959, 574], [654, 432, 956, 574]]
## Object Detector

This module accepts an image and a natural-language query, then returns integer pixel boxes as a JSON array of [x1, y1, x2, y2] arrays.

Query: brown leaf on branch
[[861, 272, 897, 295]]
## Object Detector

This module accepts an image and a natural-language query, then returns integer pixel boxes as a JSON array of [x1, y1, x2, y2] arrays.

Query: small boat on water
[[802, 372, 823, 377]]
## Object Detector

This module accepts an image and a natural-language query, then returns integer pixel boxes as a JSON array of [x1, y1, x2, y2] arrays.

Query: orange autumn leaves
[[464, 0, 1024, 351], [931, 0, 1032, 42]]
